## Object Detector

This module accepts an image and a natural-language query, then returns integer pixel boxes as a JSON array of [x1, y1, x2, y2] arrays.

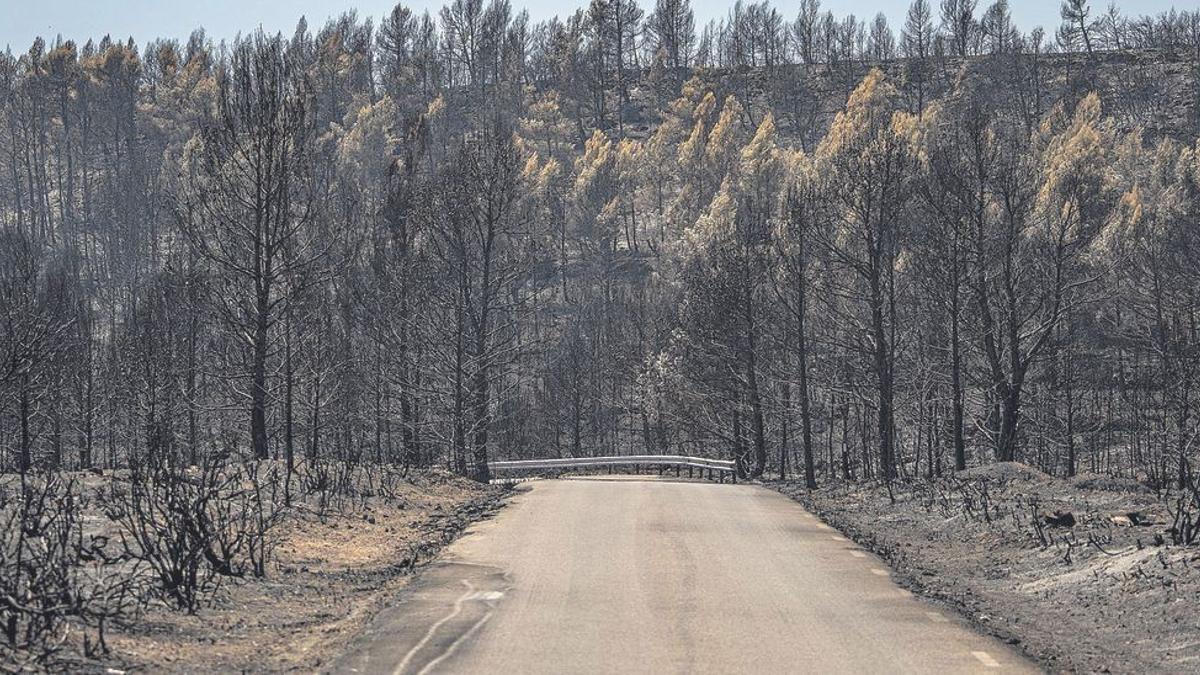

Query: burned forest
[[2, 0, 1200, 671]]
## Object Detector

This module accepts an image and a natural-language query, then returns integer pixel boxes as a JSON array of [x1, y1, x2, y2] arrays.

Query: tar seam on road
[[416, 606, 496, 675], [393, 581, 476, 675]]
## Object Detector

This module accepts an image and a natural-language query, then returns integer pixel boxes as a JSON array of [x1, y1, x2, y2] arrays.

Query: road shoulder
[[770, 466, 1192, 673], [95, 472, 510, 673]]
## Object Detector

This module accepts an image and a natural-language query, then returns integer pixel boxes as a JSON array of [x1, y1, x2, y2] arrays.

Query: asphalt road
[[332, 476, 1037, 674]]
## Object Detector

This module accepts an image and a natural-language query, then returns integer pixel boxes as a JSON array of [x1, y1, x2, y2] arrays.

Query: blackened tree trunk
[[797, 303, 817, 489], [251, 290, 270, 460], [284, 308, 296, 493], [871, 256, 897, 480], [471, 363, 492, 483], [744, 332, 767, 478], [740, 251, 767, 479], [951, 240, 967, 471]]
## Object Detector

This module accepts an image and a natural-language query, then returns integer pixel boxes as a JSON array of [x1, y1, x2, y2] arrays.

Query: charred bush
[[105, 455, 286, 611], [0, 473, 138, 665], [1168, 465, 1200, 545], [105, 458, 219, 611], [297, 458, 390, 516], [0, 473, 80, 662], [236, 462, 287, 577]]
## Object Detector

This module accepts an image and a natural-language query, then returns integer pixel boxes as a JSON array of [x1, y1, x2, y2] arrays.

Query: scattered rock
[[1111, 512, 1149, 527], [1044, 511, 1076, 528]]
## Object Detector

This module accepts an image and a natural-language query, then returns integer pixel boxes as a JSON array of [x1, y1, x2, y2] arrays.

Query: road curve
[[332, 477, 1036, 674]]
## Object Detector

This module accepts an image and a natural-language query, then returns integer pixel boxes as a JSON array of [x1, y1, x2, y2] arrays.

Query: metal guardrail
[[489, 455, 739, 482]]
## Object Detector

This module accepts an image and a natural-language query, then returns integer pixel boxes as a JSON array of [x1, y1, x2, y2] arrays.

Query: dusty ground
[[60, 469, 507, 674], [771, 464, 1200, 674]]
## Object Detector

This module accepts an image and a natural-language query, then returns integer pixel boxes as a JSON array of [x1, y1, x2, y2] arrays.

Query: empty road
[[333, 477, 1036, 674]]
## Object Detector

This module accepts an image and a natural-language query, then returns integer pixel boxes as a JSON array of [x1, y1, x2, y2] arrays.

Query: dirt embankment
[[73, 470, 507, 674], [772, 464, 1200, 674]]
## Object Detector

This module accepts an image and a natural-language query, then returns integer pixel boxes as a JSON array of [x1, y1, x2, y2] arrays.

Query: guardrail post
[[731, 469, 736, 484]]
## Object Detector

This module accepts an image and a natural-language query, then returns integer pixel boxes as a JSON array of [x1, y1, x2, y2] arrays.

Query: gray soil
[[57, 470, 509, 674], [772, 464, 1200, 674]]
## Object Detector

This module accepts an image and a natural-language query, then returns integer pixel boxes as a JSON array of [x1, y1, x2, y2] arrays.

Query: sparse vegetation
[[775, 465, 1200, 671], [0, 462, 501, 671]]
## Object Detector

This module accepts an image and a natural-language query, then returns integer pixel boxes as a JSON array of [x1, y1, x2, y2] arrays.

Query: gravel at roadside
[[771, 464, 1200, 674]]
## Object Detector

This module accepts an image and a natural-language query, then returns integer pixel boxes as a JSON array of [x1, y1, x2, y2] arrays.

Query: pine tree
[[814, 69, 917, 480]]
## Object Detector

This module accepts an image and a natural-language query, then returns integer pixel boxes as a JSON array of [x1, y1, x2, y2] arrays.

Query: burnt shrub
[[0, 473, 139, 665], [105, 455, 286, 612]]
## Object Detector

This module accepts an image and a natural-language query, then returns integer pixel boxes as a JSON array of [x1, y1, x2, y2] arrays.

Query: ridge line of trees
[[0, 0, 1198, 489]]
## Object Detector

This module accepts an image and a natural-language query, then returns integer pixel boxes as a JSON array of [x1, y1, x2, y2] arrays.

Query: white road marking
[[831, 535, 847, 541], [849, 551, 867, 558], [925, 611, 949, 623], [464, 591, 505, 601], [815, 523, 833, 530], [895, 589, 913, 598], [870, 569, 889, 577], [972, 651, 1001, 668]]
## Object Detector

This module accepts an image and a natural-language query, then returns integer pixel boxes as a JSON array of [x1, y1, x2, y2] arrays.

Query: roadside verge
[[93, 471, 509, 673], [770, 465, 1197, 673]]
